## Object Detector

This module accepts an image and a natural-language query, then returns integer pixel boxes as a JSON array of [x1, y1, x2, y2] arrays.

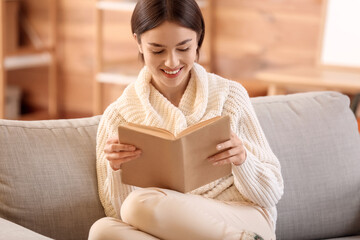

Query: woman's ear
[[133, 33, 143, 54]]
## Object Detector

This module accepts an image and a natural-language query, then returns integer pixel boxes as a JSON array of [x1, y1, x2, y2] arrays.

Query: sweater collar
[[178, 63, 209, 125]]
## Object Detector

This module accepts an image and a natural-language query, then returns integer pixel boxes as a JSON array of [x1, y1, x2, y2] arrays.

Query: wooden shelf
[[5, 52, 52, 70], [96, 70, 137, 85], [6, 46, 54, 56], [97, 71, 136, 85], [0, 0, 58, 119], [97, 60, 143, 85]]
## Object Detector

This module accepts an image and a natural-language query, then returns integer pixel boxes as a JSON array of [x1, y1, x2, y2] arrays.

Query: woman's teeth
[[163, 68, 181, 75]]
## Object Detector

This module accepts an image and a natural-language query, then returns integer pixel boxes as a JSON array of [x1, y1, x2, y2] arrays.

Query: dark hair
[[131, 0, 205, 60]]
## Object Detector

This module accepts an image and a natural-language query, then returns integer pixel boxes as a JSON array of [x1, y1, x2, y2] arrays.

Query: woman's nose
[[165, 51, 179, 68]]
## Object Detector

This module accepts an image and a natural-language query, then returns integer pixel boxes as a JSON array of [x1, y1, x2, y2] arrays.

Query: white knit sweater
[[96, 63, 284, 227]]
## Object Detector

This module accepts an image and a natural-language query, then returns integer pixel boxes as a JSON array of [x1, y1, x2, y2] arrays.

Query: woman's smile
[[161, 67, 184, 78]]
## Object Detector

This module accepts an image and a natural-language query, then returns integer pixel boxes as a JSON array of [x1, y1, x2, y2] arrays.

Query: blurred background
[[0, 0, 359, 130]]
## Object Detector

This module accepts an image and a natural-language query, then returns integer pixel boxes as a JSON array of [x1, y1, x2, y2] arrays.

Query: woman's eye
[[178, 48, 190, 52], [152, 50, 164, 55]]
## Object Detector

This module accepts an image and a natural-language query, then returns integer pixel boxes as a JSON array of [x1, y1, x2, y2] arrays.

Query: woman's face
[[135, 21, 198, 93]]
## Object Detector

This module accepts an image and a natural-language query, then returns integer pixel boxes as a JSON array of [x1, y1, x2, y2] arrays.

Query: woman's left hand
[[207, 131, 247, 166]]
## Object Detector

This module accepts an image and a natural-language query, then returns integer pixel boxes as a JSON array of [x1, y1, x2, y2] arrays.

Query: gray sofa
[[1, 91, 359, 240]]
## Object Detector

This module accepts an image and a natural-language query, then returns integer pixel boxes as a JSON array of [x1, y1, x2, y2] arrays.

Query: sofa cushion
[[325, 236, 360, 240], [252, 91, 360, 240], [0, 217, 52, 240], [0, 116, 106, 240]]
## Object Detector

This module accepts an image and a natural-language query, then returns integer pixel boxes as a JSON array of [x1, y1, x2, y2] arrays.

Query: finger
[[109, 154, 141, 170], [106, 150, 142, 161], [216, 137, 241, 151], [212, 158, 232, 166], [108, 152, 142, 170], [111, 143, 136, 152], [216, 131, 242, 150], [215, 155, 244, 166], [215, 139, 233, 151], [104, 143, 137, 153], [208, 147, 241, 163], [106, 137, 119, 144], [106, 151, 141, 161]]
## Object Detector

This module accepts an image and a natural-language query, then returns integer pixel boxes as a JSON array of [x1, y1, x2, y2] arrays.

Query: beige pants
[[89, 188, 275, 240]]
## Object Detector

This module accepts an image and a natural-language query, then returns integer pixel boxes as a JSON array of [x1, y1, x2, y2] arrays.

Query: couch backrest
[[252, 91, 360, 240], [0, 116, 105, 240]]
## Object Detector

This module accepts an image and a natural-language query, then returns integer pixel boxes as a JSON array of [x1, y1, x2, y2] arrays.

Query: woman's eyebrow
[[148, 42, 164, 47], [147, 39, 193, 47], [176, 39, 192, 46]]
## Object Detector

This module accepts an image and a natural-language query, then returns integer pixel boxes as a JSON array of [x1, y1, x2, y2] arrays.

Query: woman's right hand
[[104, 137, 142, 171]]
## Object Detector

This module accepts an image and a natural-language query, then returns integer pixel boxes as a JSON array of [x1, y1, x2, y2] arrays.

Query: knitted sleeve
[[96, 102, 135, 218], [223, 83, 284, 208]]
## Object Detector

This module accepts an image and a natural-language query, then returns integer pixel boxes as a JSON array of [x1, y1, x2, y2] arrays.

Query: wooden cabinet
[[0, 0, 58, 119], [93, 0, 214, 115]]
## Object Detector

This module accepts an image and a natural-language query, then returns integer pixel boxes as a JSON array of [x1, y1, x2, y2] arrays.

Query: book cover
[[118, 115, 232, 193]]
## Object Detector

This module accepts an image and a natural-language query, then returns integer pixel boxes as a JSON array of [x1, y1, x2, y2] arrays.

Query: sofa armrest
[[0, 218, 53, 240]]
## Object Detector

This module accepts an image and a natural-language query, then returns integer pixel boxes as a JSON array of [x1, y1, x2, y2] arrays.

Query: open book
[[118, 115, 232, 193]]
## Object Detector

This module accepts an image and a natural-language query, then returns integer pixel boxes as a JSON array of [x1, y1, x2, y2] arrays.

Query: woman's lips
[[161, 67, 183, 78]]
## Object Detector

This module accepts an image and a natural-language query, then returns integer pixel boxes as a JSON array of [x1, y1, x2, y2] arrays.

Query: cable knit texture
[[96, 63, 284, 228]]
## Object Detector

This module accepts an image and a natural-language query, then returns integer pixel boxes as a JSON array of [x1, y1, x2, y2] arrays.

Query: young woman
[[89, 0, 283, 239]]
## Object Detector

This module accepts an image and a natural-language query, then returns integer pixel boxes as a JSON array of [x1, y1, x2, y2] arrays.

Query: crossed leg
[[119, 188, 275, 240]]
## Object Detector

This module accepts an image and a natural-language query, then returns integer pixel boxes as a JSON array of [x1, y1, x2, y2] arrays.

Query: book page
[[121, 122, 176, 140], [177, 116, 223, 138]]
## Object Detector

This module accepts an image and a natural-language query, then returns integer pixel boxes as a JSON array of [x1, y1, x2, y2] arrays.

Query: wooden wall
[[214, 0, 322, 77], [7, 0, 323, 119]]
